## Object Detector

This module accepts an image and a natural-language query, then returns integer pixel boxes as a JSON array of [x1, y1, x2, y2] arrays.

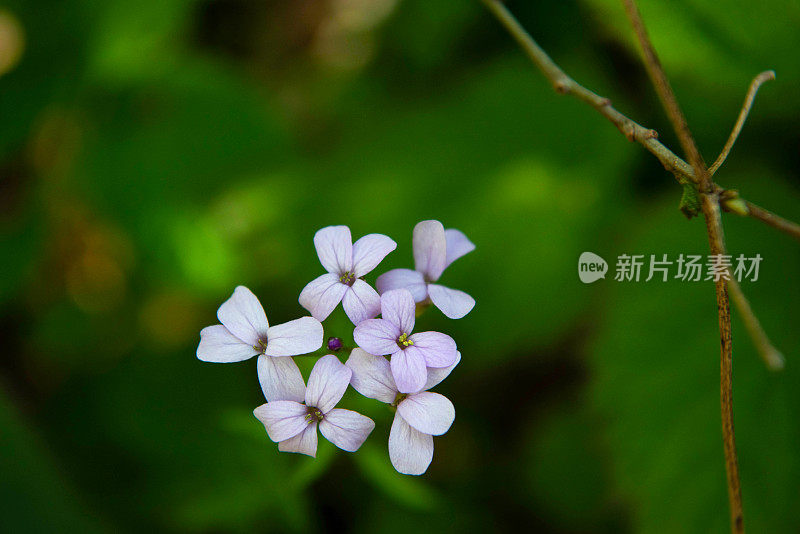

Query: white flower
[[299, 226, 396, 325], [197, 286, 323, 402], [345, 348, 459, 475], [254, 355, 375, 457]]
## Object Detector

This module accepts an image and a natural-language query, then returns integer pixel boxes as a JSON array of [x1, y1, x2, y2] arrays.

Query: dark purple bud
[[327, 337, 343, 352]]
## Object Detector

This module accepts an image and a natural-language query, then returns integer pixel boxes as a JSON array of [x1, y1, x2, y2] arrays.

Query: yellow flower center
[[305, 407, 324, 423], [396, 332, 414, 348]]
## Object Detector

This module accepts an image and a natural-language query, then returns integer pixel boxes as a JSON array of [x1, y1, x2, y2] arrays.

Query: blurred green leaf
[[0, 204, 43, 307], [0, 388, 107, 532], [87, 0, 197, 83], [523, 403, 613, 530]]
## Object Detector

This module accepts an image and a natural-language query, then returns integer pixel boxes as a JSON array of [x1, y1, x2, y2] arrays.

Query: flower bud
[[327, 337, 343, 352]]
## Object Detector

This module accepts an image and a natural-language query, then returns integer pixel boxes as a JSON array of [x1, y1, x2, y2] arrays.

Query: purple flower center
[[305, 406, 324, 423], [396, 332, 414, 350], [338, 271, 356, 286], [327, 337, 343, 352], [253, 337, 268, 353]]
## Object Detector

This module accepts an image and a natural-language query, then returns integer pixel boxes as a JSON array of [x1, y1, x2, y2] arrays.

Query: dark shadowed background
[[1, 0, 799, 532]]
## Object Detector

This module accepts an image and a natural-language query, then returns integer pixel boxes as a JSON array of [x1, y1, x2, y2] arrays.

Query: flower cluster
[[197, 220, 474, 475]]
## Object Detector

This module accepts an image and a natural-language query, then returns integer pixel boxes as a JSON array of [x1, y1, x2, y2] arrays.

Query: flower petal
[[299, 273, 348, 321], [424, 352, 461, 391], [375, 269, 428, 301], [341, 280, 381, 325], [412, 220, 447, 282], [397, 392, 455, 435], [444, 228, 475, 269], [314, 225, 353, 274], [352, 234, 396, 277], [197, 325, 259, 363], [216, 286, 269, 346], [390, 348, 427, 394], [389, 413, 434, 476], [427, 284, 475, 319], [408, 331, 458, 368], [319, 409, 374, 452], [345, 348, 397, 403], [305, 354, 352, 413], [353, 319, 401, 356], [278, 422, 318, 457], [380, 289, 415, 334], [257, 354, 306, 403], [253, 400, 310, 442], [265, 317, 323, 357]]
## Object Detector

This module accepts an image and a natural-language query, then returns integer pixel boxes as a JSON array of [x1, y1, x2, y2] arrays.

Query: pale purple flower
[[299, 226, 396, 326], [253, 354, 375, 457], [376, 220, 475, 319], [346, 348, 458, 475], [197, 286, 323, 402], [353, 289, 458, 394]]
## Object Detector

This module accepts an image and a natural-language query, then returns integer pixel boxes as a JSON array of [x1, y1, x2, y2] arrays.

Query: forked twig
[[620, 0, 710, 190], [481, 0, 800, 244], [480, 0, 769, 531]]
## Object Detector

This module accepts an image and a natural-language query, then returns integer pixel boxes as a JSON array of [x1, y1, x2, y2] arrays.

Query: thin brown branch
[[701, 196, 744, 534], [620, 0, 710, 190], [744, 201, 800, 242], [714, 194, 788, 366], [619, 1, 744, 530], [709, 71, 775, 176], [727, 277, 784, 370], [479, 0, 698, 186]]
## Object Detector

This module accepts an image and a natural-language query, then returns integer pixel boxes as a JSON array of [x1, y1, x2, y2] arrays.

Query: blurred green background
[[1, 0, 799, 532]]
